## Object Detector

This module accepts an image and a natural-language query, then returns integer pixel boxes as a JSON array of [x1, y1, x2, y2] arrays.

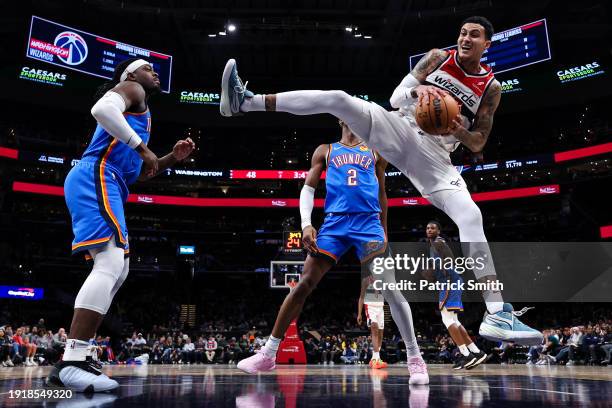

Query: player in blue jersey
[[46, 58, 195, 393], [237, 121, 429, 384], [423, 221, 487, 370]]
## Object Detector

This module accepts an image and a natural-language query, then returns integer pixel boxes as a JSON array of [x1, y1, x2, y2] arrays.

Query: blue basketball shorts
[[64, 158, 130, 258], [314, 212, 386, 264], [438, 274, 464, 311]]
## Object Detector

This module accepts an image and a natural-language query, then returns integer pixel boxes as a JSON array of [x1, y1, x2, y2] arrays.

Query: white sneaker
[[46, 346, 118, 393], [45, 358, 119, 392], [6, 359, 14, 367]]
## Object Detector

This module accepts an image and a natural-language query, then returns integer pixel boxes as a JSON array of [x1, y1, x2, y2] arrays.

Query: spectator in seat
[[304, 337, 320, 364], [582, 326, 601, 365], [132, 332, 147, 355], [547, 326, 583, 365], [0, 328, 14, 367], [205, 336, 218, 364], [340, 340, 359, 364], [320, 336, 334, 365], [182, 337, 195, 364], [161, 338, 174, 364], [194, 336, 205, 364], [14, 327, 38, 366], [52, 328, 67, 356], [600, 328, 612, 365], [225, 337, 241, 364]]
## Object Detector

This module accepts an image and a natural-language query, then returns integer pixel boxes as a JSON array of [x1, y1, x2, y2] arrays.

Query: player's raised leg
[[237, 255, 332, 374], [220, 59, 373, 140]]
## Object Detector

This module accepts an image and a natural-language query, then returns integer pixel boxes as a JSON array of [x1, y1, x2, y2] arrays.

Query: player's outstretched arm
[[138, 138, 196, 181], [448, 80, 501, 152], [390, 49, 448, 108], [375, 154, 388, 237], [300, 144, 328, 254]]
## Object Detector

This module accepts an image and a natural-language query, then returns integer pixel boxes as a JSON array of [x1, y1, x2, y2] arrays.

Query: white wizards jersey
[[407, 49, 496, 153]]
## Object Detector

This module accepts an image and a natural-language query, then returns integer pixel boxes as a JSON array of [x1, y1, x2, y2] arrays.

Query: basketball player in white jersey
[[221, 16, 542, 345], [358, 274, 387, 369]]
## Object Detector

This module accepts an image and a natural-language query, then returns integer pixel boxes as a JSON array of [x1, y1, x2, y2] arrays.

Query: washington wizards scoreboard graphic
[[26, 16, 173, 93], [410, 19, 551, 75]]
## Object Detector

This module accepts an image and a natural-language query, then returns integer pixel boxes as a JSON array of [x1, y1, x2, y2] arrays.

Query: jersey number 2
[[347, 169, 358, 186]]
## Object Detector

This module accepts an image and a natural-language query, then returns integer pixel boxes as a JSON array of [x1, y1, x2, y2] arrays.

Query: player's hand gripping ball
[[415, 93, 460, 135]]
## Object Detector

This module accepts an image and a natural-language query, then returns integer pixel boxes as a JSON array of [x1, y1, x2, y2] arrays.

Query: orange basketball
[[415, 94, 460, 135]]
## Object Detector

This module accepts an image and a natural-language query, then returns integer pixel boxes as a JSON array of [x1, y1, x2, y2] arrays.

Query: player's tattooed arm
[[375, 154, 388, 237], [410, 48, 449, 82], [450, 80, 501, 152], [390, 49, 449, 107]]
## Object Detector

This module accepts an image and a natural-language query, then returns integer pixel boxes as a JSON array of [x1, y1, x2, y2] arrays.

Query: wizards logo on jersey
[[324, 142, 380, 214]]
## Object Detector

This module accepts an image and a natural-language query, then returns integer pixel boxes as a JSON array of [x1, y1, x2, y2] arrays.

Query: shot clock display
[[283, 231, 304, 254]]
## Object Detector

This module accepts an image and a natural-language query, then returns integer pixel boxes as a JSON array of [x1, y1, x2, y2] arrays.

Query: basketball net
[[287, 280, 298, 291]]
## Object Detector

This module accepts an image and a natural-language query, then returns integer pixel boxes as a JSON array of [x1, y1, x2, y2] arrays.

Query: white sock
[[263, 335, 281, 358], [459, 344, 470, 356], [63, 339, 90, 361], [372, 351, 380, 360], [486, 301, 504, 314], [467, 343, 480, 353], [240, 94, 266, 112]]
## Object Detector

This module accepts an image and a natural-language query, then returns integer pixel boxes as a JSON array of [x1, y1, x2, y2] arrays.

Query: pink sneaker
[[237, 350, 276, 374], [407, 356, 429, 385]]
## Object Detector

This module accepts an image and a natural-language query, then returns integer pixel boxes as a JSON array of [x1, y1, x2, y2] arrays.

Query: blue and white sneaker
[[479, 303, 543, 346], [220, 59, 254, 117]]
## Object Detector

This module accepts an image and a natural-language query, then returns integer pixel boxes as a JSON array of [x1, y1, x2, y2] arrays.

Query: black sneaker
[[453, 354, 476, 370], [45, 356, 119, 393], [464, 351, 487, 370]]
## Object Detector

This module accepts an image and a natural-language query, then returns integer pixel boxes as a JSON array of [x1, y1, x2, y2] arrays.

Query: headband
[[119, 59, 150, 82]]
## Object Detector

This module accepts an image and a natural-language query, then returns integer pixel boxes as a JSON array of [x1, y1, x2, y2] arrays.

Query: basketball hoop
[[287, 280, 298, 291]]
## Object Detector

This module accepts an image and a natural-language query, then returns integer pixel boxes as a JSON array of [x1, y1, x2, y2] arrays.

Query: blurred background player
[[424, 221, 487, 370], [358, 272, 387, 369], [220, 16, 542, 346], [237, 121, 428, 384], [45, 58, 195, 392]]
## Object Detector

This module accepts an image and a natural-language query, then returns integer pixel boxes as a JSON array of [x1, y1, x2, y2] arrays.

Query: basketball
[[415, 94, 460, 135]]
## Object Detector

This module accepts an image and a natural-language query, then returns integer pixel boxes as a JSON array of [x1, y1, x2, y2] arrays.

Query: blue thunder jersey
[[324, 142, 380, 214], [81, 110, 152, 185]]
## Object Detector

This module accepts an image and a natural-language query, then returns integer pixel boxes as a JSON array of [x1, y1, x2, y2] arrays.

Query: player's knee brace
[[74, 238, 125, 315], [441, 308, 458, 329], [110, 256, 129, 300]]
